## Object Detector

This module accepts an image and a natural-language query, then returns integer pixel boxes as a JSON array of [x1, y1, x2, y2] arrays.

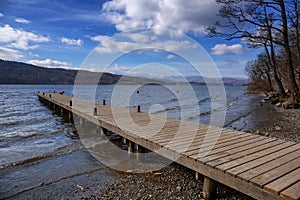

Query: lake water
[[0, 84, 263, 199]]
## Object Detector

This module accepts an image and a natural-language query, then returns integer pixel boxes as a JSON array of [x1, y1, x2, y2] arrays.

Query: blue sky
[[0, 0, 261, 78]]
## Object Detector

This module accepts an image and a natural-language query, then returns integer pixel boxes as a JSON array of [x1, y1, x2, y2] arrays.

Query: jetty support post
[[137, 105, 141, 113], [68, 111, 72, 122], [136, 144, 145, 162], [79, 117, 83, 126], [136, 144, 140, 153], [195, 171, 203, 181], [128, 141, 134, 154], [136, 144, 145, 153], [96, 126, 107, 138], [203, 176, 216, 200]]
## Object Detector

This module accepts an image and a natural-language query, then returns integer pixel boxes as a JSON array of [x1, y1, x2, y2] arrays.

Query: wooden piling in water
[[128, 141, 133, 154], [137, 105, 141, 112], [68, 111, 72, 122]]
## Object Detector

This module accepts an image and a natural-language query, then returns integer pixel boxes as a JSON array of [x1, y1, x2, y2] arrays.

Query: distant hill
[[160, 75, 249, 85], [0, 60, 152, 85], [0, 59, 248, 85]]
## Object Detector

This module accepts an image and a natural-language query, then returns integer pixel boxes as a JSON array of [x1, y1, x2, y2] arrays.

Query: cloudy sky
[[0, 0, 261, 78]]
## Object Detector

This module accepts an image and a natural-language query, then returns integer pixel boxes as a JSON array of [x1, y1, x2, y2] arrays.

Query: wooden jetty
[[37, 92, 300, 200]]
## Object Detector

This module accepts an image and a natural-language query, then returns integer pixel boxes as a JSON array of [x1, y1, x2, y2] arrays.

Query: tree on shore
[[245, 53, 274, 92], [207, 0, 300, 99]]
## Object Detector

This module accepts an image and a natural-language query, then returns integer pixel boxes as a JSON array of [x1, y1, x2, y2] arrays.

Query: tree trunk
[[263, 4, 286, 96], [265, 66, 274, 91], [264, 44, 286, 96], [278, 0, 299, 93]]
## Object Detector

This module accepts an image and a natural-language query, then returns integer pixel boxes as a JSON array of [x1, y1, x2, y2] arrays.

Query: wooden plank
[[190, 135, 263, 156], [238, 148, 300, 181], [116, 114, 167, 125], [151, 124, 207, 139], [158, 127, 226, 147], [280, 181, 300, 200], [152, 127, 207, 144], [144, 127, 181, 139], [250, 157, 300, 188], [264, 167, 300, 195], [169, 134, 252, 154], [206, 140, 285, 168], [190, 132, 252, 150], [227, 144, 300, 176], [180, 130, 244, 152], [187, 135, 265, 159], [116, 122, 175, 134], [216, 142, 294, 172], [159, 128, 234, 148]]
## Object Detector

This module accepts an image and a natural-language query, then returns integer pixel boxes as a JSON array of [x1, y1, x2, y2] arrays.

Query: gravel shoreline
[[89, 163, 253, 200], [250, 106, 300, 143]]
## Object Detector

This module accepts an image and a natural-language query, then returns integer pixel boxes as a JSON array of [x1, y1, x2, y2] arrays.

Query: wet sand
[[2, 97, 300, 200]]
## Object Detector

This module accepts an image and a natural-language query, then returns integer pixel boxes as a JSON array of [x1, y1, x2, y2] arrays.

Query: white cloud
[[15, 18, 31, 24], [90, 35, 111, 42], [166, 54, 175, 60], [0, 47, 23, 60], [27, 59, 73, 69], [0, 24, 49, 50], [61, 37, 83, 46], [0, 13, 3, 17], [29, 52, 39, 57], [102, 0, 219, 34], [211, 44, 247, 55], [91, 32, 197, 53]]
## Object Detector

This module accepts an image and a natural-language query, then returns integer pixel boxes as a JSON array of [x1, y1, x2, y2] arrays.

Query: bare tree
[[207, 0, 300, 95], [245, 53, 274, 91]]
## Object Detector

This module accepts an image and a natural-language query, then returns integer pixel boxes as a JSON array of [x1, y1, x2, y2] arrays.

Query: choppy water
[[0, 84, 261, 199]]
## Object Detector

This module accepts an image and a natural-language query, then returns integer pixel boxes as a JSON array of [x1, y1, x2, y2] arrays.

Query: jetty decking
[[37, 92, 300, 200]]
